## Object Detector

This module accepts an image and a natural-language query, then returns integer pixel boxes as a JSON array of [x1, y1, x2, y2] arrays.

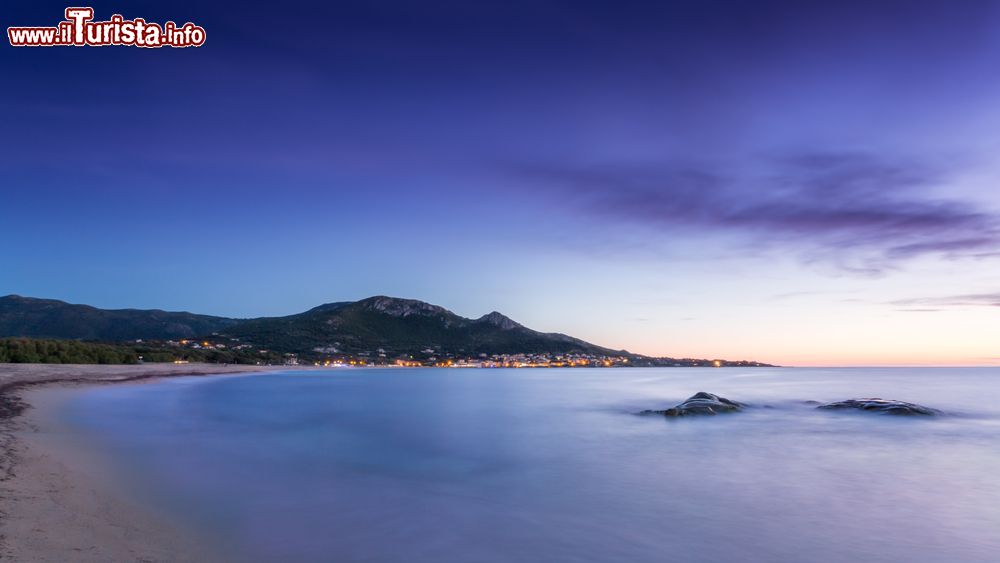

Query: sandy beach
[[0, 363, 294, 562]]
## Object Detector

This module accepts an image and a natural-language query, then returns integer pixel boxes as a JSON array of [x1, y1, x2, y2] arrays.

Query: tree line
[[0, 338, 278, 365], [0, 338, 140, 364]]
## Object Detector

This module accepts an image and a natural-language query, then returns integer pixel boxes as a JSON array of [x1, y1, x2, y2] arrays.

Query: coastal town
[[160, 338, 771, 368]]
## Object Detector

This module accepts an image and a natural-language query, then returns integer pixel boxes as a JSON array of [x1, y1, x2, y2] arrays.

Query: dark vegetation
[[0, 338, 139, 364], [0, 338, 277, 365]]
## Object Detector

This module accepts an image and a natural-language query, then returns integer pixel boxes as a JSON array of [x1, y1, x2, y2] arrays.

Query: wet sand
[[0, 363, 296, 562]]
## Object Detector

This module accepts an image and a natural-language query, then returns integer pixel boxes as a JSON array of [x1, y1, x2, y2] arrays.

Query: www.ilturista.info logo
[[8, 7, 206, 48]]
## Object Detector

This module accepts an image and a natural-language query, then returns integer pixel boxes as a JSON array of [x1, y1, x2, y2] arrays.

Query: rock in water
[[639, 392, 745, 417], [816, 398, 939, 416]]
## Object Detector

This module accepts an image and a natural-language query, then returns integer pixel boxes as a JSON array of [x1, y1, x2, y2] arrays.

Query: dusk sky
[[3, 1, 999, 366]]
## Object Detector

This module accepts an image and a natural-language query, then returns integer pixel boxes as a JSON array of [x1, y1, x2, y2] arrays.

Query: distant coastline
[[0, 339, 775, 370]]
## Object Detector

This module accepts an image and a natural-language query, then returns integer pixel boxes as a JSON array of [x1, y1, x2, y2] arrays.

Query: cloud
[[513, 152, 1000, 272], [892, 292, 1000, 308], [768, 289, 860, 301]]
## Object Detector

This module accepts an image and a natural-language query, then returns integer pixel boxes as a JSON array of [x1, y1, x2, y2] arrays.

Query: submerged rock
[[816, 398, 939, 416], [639, 392, 745, 417]]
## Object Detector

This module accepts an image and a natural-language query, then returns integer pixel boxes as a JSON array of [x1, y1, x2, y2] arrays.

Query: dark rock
[[816, 398, 939, 416], [639, 392, 745, 417]]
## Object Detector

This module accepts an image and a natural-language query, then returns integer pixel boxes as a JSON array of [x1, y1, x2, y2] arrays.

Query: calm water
[[61, 367, 1000, 562]]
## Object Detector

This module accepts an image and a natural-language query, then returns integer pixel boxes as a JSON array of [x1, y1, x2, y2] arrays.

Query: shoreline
[[0, 363, 297, 562], [0, 362, 303, 422]]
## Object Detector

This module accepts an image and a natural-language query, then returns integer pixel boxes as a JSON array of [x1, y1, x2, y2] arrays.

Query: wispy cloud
[[892, 292, 1000, 308], [767, 289, 861, 301], [513, 152, 1000, 272]]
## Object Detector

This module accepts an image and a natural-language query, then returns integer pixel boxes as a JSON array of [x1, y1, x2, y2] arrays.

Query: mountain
[[0, 295, 776, 365], [221, 296, 624, 357], [0, 295, 624, 358], [0, 295, 240, 341]]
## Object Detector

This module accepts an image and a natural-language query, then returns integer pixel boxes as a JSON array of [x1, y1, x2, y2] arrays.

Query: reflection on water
[[65, 367, 1000, 562]]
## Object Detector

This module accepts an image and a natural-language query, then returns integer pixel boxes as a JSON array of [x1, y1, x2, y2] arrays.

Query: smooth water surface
[[62, 368, 1000, 562]]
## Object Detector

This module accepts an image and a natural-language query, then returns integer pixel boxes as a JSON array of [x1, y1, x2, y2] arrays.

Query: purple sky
[[3, 1, 999, 365]]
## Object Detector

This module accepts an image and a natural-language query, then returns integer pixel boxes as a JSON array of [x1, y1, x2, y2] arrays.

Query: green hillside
[[0, 295, 240, 341], [221, 296, 624, 357]]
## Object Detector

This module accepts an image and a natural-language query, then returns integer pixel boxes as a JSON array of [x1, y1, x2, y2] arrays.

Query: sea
[[55, 367, 1000, 562]]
